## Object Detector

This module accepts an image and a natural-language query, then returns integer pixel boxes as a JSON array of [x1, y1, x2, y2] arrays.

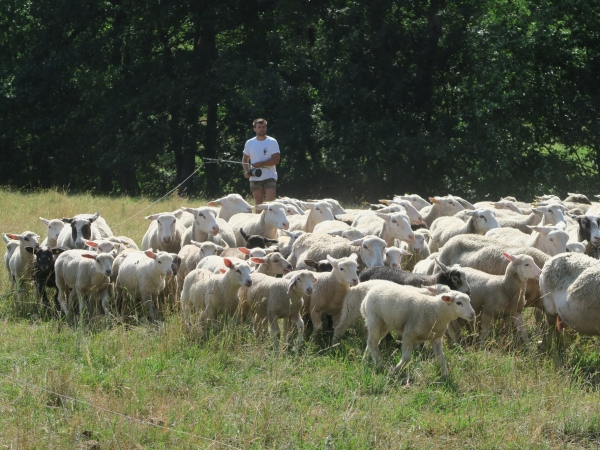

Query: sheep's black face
[[450, 270, 470, 295], [171, 255, 182, 275], [34, 248, 54, 272]]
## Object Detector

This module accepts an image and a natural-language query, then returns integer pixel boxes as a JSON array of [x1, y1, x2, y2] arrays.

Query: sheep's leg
[[364, 320, 386, 366], [292, 313, 304, 349], [533, 306, 546, 338], [269, 313, 281, 353], [143, 294, 159, 321], [310, 306, 324, 337], [332, 302, 354, 344], [431, 337, 449, 377], [512, 314, 530, 346], [394, 338, 415, 374], [76, 289, 87, 323], [478, 311, 494, 347], [252, 314, 263, 336]]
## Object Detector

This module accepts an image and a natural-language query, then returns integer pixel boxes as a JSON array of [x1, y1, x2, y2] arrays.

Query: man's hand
[[244, 171, 250, 179], [253, 162, 262, 168]]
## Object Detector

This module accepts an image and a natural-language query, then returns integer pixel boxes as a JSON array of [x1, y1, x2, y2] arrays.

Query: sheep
[[453, 253, 542, 346], [327, 227, 367, 242], [6, 231, 41, 305], [84, 239, 121, 256], [437, 235, 549, 308], [229, 202, 290, 247], [108, 235, 140, 250], [564, 193, 592, 204], [421, 196, 465, 227], [57, 212, 113, 249], [141, 209, 187, 253], [393, 194, 431, 211], [566, 241, 588, 253], [116, 250, 174, 320], [3, 234, 19, 279], [496, 210, 543, 234], [534, 204, 567, 227], [220, 246, 275, 260], [250, 252, 293, 276], [277, 230, 306, 259], [287, 201, 335, 232], [39, 217, 65, 247], [158, 253, 182, 313], [29, 246, 67, 312], [429, 209, 499, 252], [570, 215, 600, 256], [238, 270, 317, 351], [181, 206, 236, 248], [290, 234, 387, 270], [351, 211, 415, 246], [307, 198, 347, 216], [401, 229, 431, 272], [177, 241, 225, 288], [54, 250, 114, 322], [295, 254, 359, 337], [413, 252, 439, 275], [384, 246, 411, 269], [181, 258, 253, 329], [375, 200, 426, 226], [486, 225, 569, 256], [239, 229, 280, 249], [359, 258, 471, 294], [207, 194, 253, 221], [539, 252, 600, 336], [474, 199, 526, 214], [361, 286, 475, 376]]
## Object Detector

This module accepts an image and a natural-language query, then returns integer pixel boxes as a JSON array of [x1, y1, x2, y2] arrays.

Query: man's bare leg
[[264, 188, 276, 202], [252, 187, 265, 207]]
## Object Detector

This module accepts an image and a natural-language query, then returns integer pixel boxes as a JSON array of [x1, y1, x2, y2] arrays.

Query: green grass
[[1, 188, 600, 448]]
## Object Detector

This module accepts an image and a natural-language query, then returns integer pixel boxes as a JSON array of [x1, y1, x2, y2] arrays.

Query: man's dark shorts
[[250, 178, 277, 191]]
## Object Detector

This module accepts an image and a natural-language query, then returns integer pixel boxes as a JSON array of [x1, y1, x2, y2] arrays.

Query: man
[[242, 118, 281, 206]]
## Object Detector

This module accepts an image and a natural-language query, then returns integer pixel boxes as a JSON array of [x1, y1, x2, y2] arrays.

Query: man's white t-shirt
[[243, 136, 280, 181]]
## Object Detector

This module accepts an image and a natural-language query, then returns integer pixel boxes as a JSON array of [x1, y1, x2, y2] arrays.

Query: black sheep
[[25, 246, 67, 312], [239, 228, 279, 249]]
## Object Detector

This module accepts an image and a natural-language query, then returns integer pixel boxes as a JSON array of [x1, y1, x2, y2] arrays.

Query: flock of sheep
[[4, 191, 600, 376]]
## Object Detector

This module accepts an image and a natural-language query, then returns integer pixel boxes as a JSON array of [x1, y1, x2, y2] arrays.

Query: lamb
[[287, 201, 335, 232], [487, 225, 569, 256], [375, 200, 426, 226], [535, 204, 567, 227], [39, 217, 65, 247], [177, 241, 225, 289], [566, 241, 588, 253], [421, 196, 465, 227], [384, 246, 412, 269], [6, 231, 41, 305], [159, 253, 182, 313], [3, 234, 19, 279], [141, 209, 187, 253], [295, 254, 359, 337], [361, 285, 475, 376], [291, 234, 387, 270], [29, 246, 67, 312], [207, 194, 253, 221], [322, 226, 367, 242], [54, 250, 114, 322], [181, 206, 236, 248], [429, 209, 499, 252], [116, 250, 174, 321], [351, 211, 415, 246], [437, 235, 549, 308], [228, 202, 290, 247], [392, 194, 431, 211], [220, 246, 275, 260], [496, 210, 543, 234], [57, 212, 113, 249], [277, 230, 305, 259], [401, 229, 431, 272], [181, 258, 252, 329], [108, 235, 140, 250], [250, 252, 293, 276], [307, 198, 347, 216], [238, 270, 317, 352], [453, 253, 542, 346], [239, 228, 280, 249], [539, 253, 600, 337], [359, 258, 471, 294]]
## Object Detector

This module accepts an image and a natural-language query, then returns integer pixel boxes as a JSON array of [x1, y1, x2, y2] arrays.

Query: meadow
[[1, 188, 600, 449]]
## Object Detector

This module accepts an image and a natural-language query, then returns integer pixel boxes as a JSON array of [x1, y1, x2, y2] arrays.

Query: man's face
[[254, 122, 267, 136]]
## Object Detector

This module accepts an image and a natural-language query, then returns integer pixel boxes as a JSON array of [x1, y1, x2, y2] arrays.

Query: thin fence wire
[[0, 371, 241, 449]]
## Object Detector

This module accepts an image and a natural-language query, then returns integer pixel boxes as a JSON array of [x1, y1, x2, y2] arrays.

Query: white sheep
[[141, 209, 187, 253], [207, 194, 253, 221], [250, 252, 293, 276], [181, 258, 253, 329], [429, 209, 499, 252], [54, 250, 114, 322], [116, 250, 174, 321], [421, 196, 465, 227], [3, 234, 19, 280], [287, 201, 335, 232], [495, 210, 543, 234], [239, 270, 317, 351], [277, 230, 306, 258], [6, 231, 40, 305], [384, 246, 411, 269], [412, 252, 439, 275], [57, 212, 113, 249], [401, 229, 431, 272], [486, 225, 569, 256], [228, 202, 290, 247], [361, 285, 475, 376], [108, 235, 140, 250], [177, 241, 225, 290], [351, 211, 415, 246], [454, 253, 542, 346], [39, 217, 65, 247], [378, 199, 426, 226], [566, 240, 588, 253], [181, 206, 236, 248], [393, 194, 431, 211], [307, 198, 347, 216]]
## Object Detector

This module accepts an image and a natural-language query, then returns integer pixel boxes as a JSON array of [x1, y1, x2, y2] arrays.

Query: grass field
[[1, 188, 600, 449]]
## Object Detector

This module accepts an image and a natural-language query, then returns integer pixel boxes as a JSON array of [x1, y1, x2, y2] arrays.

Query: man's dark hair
[[253, 118, 267, 127]]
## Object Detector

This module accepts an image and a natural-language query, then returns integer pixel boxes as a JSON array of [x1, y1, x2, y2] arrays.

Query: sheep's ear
[[349, 238, 365, 246], [282, 230, 294, 237], [145, 250, 157, 259], [219, 268, 227, 274], [216, 246, 225, 253], [313, 277, 318, 283], [349, 253, 359, 262], [180, 207, 197, 217], [81, 253, 97, 260], [6, 233, 20, 240], [238, 247, 250, 255], [429, 197, 440, 204], [251, 257, 265, 264], [400, 248, 412, 256], [85, 240, 99, 248], [326, 255, 338, 266], [305, 259, 318, 270], [434, 257, 449, 273], [52, 247, 67, 255], [61, 217, 74, 223], [582, 240, 589, 246], [441, 295, 452, 303], [172, 209, 184, 218], [328, 230, 343, 236], [465, 211, 476, 216], [223, 258, 234, 268], [502, 252, 515, 263], [265, 238, 279, 245], [2, 234, 9, 243], [255, 204, 268, 211], [39, 217, 50, 226], [191, 241, 202, 248], [287, 277, 297, 294], [378, 199, 392, 205], [264, 247, 275, 254], [301, 202, 316, 210], [374, 212, 390, 221], [144, 213, 161, 221]]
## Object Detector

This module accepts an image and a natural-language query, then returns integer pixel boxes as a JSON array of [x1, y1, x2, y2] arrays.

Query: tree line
[[1, 0, 598, 202]]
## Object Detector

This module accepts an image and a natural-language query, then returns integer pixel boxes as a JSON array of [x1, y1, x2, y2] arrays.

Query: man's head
[[253, 118, 267, 137]]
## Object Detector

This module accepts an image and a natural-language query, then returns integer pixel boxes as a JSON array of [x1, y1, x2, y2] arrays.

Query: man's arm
[[253, 152, 280, 168], [242, 154, 251, 178]]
